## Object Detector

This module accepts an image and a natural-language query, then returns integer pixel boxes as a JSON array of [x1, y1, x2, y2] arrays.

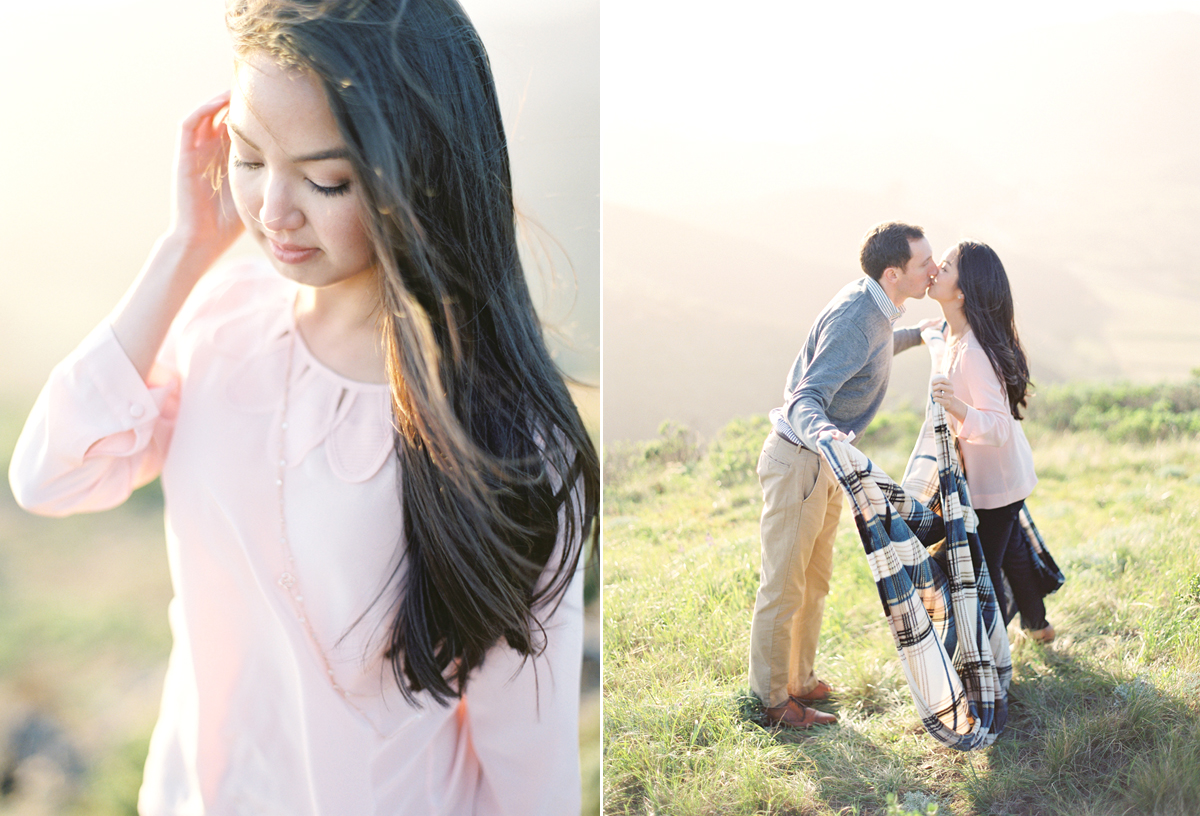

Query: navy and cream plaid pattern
[[1017, 505, 1065, 599], [902, 328, 1064, 620], [817, 329, 1014, 750]]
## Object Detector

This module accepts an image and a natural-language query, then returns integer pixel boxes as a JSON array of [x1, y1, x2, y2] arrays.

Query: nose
[[259, 174, 305, 233]]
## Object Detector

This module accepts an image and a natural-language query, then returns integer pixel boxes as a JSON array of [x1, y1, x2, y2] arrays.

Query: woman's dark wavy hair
[[956, 241, 1032, 420], [226, 0, 599, 705]]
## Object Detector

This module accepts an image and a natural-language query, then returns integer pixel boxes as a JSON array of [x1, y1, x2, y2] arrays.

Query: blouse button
[[129, 403, 145, 418], [278, 573, 296, 588]]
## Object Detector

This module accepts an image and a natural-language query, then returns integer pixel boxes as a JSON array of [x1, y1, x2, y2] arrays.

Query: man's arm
[[895, 318, 943, 355], [893, 326, 923, 354], [783, 323, 871, 450]]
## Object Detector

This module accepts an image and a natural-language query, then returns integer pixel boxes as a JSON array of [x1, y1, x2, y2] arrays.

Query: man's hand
[[818, 429, 855, 443]]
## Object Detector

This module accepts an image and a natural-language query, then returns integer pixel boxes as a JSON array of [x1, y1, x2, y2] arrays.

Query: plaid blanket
[[902, 329, 1065, 618], [816, 330, 1013, 750]]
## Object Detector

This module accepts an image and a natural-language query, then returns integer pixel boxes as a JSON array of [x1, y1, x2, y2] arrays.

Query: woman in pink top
[[927, 241, 1054, 644], [9, 0, 597, 812]]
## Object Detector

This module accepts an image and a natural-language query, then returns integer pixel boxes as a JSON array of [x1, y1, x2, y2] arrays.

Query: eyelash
[[230, 157, 351, 198], [309, 180, 351, 198]]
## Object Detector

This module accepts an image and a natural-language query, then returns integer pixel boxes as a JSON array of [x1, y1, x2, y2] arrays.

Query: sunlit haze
[[603, 0, 1200, 440], [604, 0, 1200, 209], [0, 0, 598, 400]]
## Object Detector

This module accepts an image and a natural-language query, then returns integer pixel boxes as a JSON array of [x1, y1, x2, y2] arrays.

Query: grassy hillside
[[604, 384, 1200, 815]]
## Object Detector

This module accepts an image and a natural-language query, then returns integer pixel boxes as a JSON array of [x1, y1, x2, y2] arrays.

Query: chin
[[260, 254, 312, 286]]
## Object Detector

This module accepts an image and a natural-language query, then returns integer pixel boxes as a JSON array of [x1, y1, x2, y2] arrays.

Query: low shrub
[[707, 415, 772, 486], [1027, 378, 1200, 443]]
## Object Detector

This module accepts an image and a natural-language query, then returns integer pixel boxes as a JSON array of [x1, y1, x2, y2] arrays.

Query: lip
[[268, 240, 321, 264]]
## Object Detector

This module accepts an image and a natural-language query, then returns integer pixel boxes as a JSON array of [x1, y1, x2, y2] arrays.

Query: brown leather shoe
[[793, 679, 834, 703], [764, 697, 837, 729]]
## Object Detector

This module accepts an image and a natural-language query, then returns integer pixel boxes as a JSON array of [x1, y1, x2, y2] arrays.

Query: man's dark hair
[[859, 222, 925, 280]]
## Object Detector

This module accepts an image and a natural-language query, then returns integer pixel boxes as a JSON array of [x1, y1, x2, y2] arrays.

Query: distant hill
[[604, 11, 1200, 442]]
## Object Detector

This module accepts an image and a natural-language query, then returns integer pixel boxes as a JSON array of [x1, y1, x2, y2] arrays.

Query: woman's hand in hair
[[930, 375, 968, 422], [109, 93, 246, 380], [167, 91, 245, 277]]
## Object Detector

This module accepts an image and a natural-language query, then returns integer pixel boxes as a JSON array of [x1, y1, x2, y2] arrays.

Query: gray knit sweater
[[772, 277, 921, 450]]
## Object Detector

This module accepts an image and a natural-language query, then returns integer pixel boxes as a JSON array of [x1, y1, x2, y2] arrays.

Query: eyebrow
[[228, 123, 351, 163]]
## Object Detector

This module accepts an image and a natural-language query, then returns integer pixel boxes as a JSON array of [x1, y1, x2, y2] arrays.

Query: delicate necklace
[[275, 327, 376, 722]]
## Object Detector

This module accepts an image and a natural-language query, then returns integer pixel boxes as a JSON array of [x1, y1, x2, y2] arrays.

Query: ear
[[883, 266, 901, 282]]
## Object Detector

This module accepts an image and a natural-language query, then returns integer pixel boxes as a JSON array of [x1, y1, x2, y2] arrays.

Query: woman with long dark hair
[[8, 0, 597, 811], [927, 240, 1053, 643]]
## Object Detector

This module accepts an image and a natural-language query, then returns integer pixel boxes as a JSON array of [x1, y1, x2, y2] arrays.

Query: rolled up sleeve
[[9, 322, 179, 516]]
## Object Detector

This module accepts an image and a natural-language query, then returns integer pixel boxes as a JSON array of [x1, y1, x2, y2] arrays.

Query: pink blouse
[[941, 330, 1037, 509], [8, 261, 582, 816]]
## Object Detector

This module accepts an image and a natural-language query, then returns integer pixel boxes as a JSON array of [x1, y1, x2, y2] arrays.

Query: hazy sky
[[601, 0, 1200, 440], [603, 0, 1200, 210]]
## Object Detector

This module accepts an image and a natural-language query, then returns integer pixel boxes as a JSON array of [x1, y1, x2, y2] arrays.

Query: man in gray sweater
[[750, 221, 936, 728]]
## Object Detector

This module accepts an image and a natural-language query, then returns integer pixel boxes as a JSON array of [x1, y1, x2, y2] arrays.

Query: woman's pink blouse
[[8, 262, 582, 816], [942, 330, 1037, 509]]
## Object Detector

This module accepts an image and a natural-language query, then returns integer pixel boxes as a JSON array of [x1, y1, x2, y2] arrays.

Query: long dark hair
[[226, 0, 599, 705], [956, 241, 1031, 420]]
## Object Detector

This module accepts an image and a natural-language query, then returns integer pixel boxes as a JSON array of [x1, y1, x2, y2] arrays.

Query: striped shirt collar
[[865, 276, 903, 324]]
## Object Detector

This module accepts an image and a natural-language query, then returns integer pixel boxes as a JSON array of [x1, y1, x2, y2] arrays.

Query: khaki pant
[[748, 432, 843, 708]]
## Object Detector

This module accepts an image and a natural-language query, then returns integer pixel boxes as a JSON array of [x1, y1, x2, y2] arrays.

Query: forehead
[[228, 51, 344, 152], [940, 245, 959, 264], [907, 237, 933, 265]]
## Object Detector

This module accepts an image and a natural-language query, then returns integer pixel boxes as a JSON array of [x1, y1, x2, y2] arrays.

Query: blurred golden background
[[0, 1, 598, 813]]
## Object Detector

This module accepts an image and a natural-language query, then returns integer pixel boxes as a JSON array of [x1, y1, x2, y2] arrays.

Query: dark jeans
[[974, 500, 1048, 631]]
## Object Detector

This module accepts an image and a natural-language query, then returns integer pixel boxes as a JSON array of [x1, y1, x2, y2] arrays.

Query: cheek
[[320, 203, 373, 265], [227, 170, 259, 230]]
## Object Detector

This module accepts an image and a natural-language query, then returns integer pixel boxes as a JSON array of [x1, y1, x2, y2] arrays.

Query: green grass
[[604, 409, 1200, 815], [0, 475, 170, 816]]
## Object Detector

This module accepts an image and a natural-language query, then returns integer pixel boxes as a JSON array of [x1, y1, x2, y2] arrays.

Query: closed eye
[[232, 156, 349, 198], [308, 179, 351, 197]]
